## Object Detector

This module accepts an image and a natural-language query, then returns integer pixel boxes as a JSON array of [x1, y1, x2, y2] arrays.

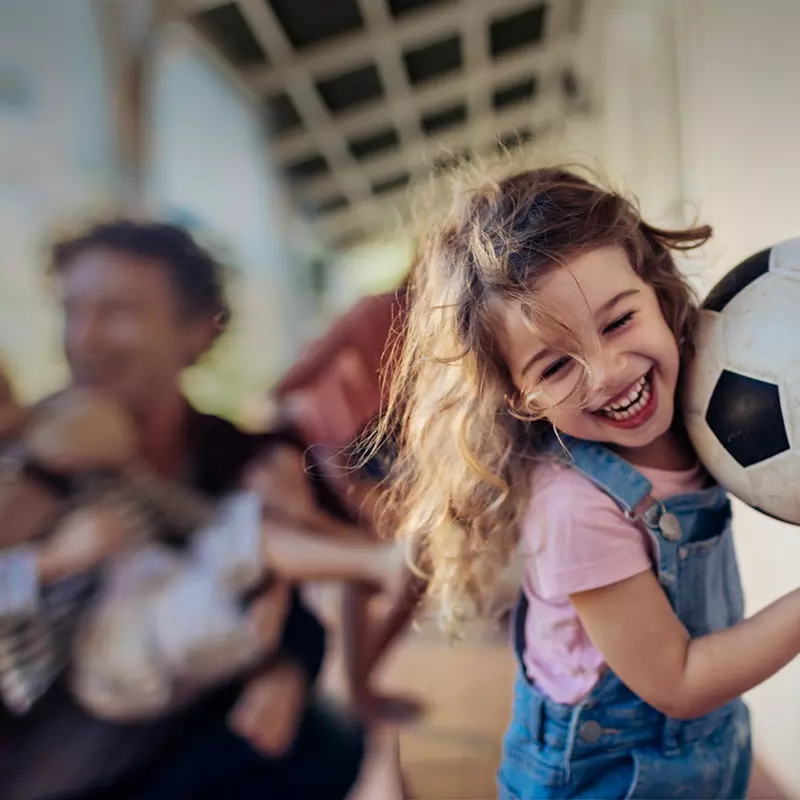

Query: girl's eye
[[541, 356, 570, 380], [604, 311, 635, 334]]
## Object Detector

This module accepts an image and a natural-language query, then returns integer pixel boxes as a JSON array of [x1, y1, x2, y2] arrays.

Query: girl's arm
[[346, 571, 426, 680], [244, 443, 400, 588], [342, 573, 425, 713], [341, 583, 372, 704], [571, 570, 800, 719], [340, 570, 426, 723], [260, 518, 401, 590]]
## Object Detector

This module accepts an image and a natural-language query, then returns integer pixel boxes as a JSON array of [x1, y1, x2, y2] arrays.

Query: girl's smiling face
[[496, 246, 681, 459]]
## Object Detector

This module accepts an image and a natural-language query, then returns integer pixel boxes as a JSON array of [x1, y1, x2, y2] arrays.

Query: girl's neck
[[612, 424, 696, 472]]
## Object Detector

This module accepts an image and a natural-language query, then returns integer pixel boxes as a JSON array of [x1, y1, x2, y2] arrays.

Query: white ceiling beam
[[462, 0, 491, 126], [273, 36, 577, 162], [241, 0, 556, 95], [354, 0, 424, 173], [316, 91, 565, 238], [304, 81, 565, 203], [179, 0, 586, 247], [235, 0, 372, 206]]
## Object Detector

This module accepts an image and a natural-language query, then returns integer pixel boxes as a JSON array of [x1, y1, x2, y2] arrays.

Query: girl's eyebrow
[[521, 346, 554, 377], [595, 289, 640, 319]]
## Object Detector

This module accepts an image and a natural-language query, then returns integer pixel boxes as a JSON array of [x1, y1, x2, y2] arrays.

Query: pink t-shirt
[[520, 459, 706, 704]]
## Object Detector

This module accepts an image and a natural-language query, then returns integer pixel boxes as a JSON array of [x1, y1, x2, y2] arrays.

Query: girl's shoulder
[[521, 459, 653, 599], [524, 457, 633, 539]]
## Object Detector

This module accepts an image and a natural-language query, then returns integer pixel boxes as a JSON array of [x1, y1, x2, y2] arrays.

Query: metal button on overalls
[[579, 720, 604, 744]]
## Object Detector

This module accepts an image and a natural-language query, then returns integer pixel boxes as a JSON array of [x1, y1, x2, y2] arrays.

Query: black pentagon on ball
[[706, 370, 790, 467], [703, 247, 771, 312]]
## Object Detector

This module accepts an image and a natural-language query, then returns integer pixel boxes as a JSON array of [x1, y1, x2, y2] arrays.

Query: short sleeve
[[520, 465, 653, 600]]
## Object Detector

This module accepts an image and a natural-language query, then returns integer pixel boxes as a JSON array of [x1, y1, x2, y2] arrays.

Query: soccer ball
[[682, 237, 800, 524]]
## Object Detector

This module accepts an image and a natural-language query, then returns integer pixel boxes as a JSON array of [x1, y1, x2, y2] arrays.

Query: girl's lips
[[596, 370, 658, 430]]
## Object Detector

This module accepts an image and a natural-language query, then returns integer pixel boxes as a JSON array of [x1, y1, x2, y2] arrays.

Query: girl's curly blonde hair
[[380, 167, 711, 630]]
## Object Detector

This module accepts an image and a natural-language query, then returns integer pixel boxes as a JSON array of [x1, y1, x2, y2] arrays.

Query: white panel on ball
[[782, 368, 800, 456], [746, 451, 800, 523], [770, 238, 800, 276], [720, 272, 800, 385]]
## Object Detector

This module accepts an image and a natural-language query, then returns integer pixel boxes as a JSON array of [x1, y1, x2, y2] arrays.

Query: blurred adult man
[[0, 221, 363, 799]]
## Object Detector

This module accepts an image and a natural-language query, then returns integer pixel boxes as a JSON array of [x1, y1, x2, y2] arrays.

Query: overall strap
[[542, 433, 654, 517]]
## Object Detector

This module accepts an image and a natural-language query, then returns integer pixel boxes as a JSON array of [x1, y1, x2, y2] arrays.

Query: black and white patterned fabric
[[0, 468, 211, 715]]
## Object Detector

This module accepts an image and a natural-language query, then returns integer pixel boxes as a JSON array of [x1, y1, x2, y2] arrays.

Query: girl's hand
[[26, 389, 137, 473], [351, 686, 426, 725], [243, 446, 319, 525], [228, 660, 308, 758], [38, 505, 132, 582]]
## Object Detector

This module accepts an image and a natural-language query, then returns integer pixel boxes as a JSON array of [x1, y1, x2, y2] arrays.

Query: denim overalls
[[498, 436, 752, 799]]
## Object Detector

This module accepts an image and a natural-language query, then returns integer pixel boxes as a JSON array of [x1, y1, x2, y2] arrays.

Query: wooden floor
[[318, 603, 512, 800], [388, 623, 515, 800]]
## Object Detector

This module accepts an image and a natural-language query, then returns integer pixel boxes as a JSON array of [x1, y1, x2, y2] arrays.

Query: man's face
[[57, 247, 212, 413]]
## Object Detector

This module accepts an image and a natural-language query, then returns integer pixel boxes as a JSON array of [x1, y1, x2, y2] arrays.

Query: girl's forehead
[[537, 248, 636, 305], [507, 249, 640, 325]]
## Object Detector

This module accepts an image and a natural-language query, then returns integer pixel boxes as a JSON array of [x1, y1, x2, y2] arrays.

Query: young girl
[[383, 167, 800, 798]]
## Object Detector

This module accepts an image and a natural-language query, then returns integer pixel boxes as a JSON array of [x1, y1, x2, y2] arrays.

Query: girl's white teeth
[[601, 375, 650, 420]]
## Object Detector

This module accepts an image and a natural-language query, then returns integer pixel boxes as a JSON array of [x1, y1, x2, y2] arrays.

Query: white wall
[[578, 0, 686, 226], [146, 26, 301, 424], [674, 1, 800, 791], [0, 0, 114, 401]]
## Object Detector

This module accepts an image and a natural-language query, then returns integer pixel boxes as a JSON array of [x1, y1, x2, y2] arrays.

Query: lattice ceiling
[[184, 0, 591, 250]]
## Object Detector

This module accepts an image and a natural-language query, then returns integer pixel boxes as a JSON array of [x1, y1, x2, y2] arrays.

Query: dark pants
[[63, 689, 365, 800], [133, 698, 364, 799]]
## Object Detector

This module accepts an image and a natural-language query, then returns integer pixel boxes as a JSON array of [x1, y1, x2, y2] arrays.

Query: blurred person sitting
[[272, 275, 426, 723], [0, 376, 405, 727], [0, 221, 368, 800]]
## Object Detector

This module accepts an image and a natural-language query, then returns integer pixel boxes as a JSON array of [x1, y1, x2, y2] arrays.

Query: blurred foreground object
[[274, 287, 408, 448]]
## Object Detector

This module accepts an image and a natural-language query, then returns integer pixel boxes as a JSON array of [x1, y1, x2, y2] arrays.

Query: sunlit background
[[2, 0, 800, 795]]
